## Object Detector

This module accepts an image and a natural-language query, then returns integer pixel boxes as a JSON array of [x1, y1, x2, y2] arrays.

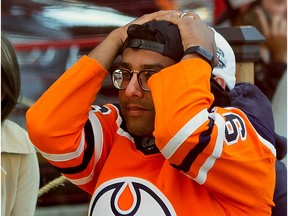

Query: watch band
[[183, 46, 214, 67]]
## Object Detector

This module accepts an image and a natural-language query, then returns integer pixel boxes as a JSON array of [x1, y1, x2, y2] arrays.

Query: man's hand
[[154, 11, 217, 66], [255, 7, 287, 63], [88, 10, 179, 70], [116, 10, 181, 45]]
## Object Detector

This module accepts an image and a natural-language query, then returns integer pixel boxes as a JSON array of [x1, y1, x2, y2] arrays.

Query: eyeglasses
[[111, 68, 158, 91]]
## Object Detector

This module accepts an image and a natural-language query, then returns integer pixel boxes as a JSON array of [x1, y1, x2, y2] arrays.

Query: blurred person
[[216, 2, 287, 215], [272, 70, 287, 139], [1, 32, 40, 216], [270, 68, 287, 215], [27, 10, 277, 215], [271, 69, 287, 163], [215, 0, 287, 101]]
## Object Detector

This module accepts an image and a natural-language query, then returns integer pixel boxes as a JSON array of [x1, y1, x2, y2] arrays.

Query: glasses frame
[[111, 68, 158, 91]]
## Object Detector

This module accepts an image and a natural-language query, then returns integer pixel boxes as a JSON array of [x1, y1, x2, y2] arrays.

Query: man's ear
[[210, 76, 231, 108], [213, 75, 226, 90]]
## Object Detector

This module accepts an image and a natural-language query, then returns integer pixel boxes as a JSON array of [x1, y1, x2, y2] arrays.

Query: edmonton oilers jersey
[[27, 56, 276, 216]]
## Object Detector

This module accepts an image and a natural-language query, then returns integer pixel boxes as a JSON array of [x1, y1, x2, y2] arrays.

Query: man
[[26, 11, 276, 215]]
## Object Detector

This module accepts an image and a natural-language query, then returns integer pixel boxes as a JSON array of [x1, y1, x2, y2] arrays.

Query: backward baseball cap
[[212, 28, 236, 90], [123, 20, 236, 90], [123, 20, 184, 62]]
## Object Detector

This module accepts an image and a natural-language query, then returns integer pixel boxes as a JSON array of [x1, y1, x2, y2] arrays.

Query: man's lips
[[126, 104, 147, 116]]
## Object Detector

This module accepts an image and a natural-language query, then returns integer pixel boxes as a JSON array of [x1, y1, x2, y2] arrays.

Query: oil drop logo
[[89, 177, 176, 216]]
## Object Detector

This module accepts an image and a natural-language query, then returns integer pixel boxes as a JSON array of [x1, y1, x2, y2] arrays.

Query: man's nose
[[124, 73, 143, 97]]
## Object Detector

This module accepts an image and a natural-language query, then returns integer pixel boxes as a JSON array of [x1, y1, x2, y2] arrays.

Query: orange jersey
[[27, 56, 276, 215]]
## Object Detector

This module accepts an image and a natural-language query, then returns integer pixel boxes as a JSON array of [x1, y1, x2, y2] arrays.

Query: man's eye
[[122, 72, 131, 80], [142, 71, 156, 80]]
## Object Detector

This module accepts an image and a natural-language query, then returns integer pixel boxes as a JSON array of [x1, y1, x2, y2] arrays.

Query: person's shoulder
[[1, 119, 36, 154], [229, 82, 271, 110]]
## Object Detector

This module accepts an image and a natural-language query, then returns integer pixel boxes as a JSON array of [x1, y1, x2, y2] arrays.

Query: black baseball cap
[[122, 20, 184, 62]]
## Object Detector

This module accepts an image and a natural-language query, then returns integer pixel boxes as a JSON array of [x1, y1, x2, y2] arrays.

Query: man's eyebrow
[[118, 62, 165, 70], [142, 64, 165, 70], [118, 62, 131, 68]]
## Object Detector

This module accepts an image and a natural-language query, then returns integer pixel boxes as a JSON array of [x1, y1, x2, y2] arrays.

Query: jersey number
[[224, 113, 247, 145]]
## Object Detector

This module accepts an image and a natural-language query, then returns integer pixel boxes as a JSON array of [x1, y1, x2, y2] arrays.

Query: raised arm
[[149, 11, 276, 214]]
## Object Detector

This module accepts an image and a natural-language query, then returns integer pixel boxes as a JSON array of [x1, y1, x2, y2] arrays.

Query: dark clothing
[[228, 82, 287, 160], [255, 61, 287, 101], [272, 160, 287, 216], [228, 82, 287, 216]]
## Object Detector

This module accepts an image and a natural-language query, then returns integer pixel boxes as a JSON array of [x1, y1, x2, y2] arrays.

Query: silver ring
[[180, 12, 188, 18]]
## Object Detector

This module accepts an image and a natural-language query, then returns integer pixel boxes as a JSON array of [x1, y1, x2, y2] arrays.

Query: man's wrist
[[183, 46, 214, 67]]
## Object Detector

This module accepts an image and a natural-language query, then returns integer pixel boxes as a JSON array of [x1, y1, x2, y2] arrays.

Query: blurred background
[[2, 0, 286, 215]]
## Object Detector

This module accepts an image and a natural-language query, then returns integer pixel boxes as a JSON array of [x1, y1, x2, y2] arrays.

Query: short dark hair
[[1, 32, 21, 122]]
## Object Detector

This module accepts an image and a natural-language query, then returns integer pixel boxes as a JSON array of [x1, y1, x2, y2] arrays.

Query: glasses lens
[[139, 70, 157, 91], [112, 69, 131, 89]]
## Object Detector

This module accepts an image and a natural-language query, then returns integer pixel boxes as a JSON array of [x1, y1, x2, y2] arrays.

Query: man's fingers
[[132, 10, 180, 25], [118, 11, 180, 43], [271, 16, 287, 36], [280, 19, 287, 35], [255, 7, 269, 36], [155, 10, 199, 24]]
